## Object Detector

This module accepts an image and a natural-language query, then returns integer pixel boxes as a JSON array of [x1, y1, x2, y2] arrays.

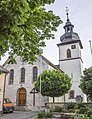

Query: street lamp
[[39, 55, 42, 111], [39, 71, 41, 111]]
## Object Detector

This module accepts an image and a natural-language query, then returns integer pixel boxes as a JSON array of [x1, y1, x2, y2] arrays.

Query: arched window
[[69, 90, 74, 99], [9, 69, 14, 85], [33, 66, 38, 81], [21, 68, 25, 83], [67, 49, 71, 58], [67, 27, 70, 32]]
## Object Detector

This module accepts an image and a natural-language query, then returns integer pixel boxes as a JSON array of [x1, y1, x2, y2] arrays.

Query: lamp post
[[39, 72, 41, 111], [89, 40, 92, 55], [39, 55, 42, 111]]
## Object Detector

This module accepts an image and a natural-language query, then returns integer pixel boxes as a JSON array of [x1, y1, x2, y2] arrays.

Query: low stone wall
[[45, 102, 92, 109], [45, 102, 71, 110], [45, 102, 65, 109]]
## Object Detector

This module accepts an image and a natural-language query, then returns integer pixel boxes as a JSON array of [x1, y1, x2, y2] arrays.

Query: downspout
[[2, 73, 8, 115]]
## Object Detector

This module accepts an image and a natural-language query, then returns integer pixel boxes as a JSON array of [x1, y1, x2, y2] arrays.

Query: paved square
[[0, 111, 38, 119]]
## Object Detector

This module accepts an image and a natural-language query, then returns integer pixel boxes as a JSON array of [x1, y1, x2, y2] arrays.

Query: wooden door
[[18, 88, 26, 106]]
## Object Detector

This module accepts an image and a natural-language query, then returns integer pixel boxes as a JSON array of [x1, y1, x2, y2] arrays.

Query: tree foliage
[[35, 70, 71, 98], [0, 0, 62, 63], [79, 66, 92, 101]]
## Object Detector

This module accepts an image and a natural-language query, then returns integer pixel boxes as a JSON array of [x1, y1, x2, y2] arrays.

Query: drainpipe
[[2, 73, 8, 115]]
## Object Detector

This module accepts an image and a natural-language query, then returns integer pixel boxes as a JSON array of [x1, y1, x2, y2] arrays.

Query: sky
[[0, 0, 92, 69], [43, 0, 92, 69]]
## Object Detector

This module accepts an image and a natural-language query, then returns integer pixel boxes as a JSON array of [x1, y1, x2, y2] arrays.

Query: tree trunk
[[53, 97, 55, 103]]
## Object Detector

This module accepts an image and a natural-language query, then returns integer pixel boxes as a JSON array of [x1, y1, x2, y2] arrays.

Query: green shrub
[[38, 111, 45, 118], [77, 104, 86, 109], [79, 107, 88, 114], [53, 106, 63, 112], [45, 112, 52, 118], [68, 109, 75, 113], [87, 109, 92, 117], [38, 111, 52, 118], [74, 104, 87, 113], [67, 102, 76, 110], [74, 105, 79, 110], [79, 114, 89, 119]]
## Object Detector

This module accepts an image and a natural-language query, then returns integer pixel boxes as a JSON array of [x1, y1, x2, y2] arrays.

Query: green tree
[[35, 70, 71, 102], [0, 0, 62, 63], [79, 66, 92, 101]]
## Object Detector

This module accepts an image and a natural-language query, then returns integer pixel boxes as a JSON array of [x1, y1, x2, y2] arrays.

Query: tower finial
[[66, 7, 69, 21]]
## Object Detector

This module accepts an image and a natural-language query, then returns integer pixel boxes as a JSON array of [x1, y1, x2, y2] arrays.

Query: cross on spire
[[66, 7, 69, 21]]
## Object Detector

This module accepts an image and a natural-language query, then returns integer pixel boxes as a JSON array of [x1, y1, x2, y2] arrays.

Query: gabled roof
[[42, 55, 63, 72], [2, 55, 63, 72], [2, 55, 17, 67], [0, 65, 9, 73]]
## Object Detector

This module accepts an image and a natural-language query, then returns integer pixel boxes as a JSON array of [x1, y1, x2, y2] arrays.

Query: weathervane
[[66, 7, 69, 21]]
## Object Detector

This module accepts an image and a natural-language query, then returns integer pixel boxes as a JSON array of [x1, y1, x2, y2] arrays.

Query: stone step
[[14, 106, 28, 111]]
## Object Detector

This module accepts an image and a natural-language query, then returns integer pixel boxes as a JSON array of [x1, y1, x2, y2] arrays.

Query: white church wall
[[59, 58, 84, 101], [59, 43, 81, 60], [4, 55, 58, 110]]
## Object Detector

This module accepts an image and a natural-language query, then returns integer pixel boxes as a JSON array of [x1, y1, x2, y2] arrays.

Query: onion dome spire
[[64, 7, 74, 33], [66, 7, 69, 22], [60, 7, 81, 43]]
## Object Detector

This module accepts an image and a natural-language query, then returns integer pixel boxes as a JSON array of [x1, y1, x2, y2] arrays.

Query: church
[[3, 11, 87, 110]]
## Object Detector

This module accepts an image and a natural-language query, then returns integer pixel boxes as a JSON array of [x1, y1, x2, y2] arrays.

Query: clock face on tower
[[71, 45, 76, 49]]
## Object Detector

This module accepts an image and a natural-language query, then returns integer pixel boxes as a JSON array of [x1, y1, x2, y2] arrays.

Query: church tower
[[57, 8, 87, 102]]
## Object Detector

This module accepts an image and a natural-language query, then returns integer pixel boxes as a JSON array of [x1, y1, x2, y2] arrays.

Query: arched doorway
[[17, 88, 26, 106]]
